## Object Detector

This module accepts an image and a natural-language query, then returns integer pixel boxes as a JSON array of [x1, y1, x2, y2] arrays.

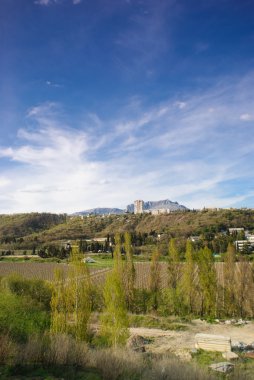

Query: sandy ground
[[129, 320, 254, 356]]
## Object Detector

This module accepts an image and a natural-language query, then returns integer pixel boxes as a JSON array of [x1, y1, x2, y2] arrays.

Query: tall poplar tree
[[149, 247, 161, 311], [181, 240, 196, 314], [124, 232, 136, 311], [67, 248, 92, 340], [235, 254, 253, 318], [50, 268, 68, 334], [114, 233, 123, 275], [224, 243, 236, 316], [167, 238, 182, 314], [197, 247, 217, 317], [100, 234, 129, 347], [168, 238, 181, 289], [50, 247, 91, 340]]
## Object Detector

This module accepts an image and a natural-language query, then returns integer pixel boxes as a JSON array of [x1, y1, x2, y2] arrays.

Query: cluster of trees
[[51, 249, 91, 340], [148, 240, 254, 319], [2, 232, 254, 349], [50, 233, 254, 348], [50, 233, 135, 347], [79, 238, 111, 253], [38, 244, 71, 259]]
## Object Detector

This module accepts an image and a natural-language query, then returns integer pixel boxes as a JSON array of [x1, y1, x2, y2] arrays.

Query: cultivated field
[[1, 261, 253, 289], [0, 262, 110, 284]]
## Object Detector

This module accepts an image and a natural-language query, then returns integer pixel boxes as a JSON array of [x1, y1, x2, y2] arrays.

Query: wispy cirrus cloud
[[35, 0, 82, 6], [46, 80, 62, 88], [34, 0, 56, 5], [0, 72, 254, 213], [240, 113, 254, 121]]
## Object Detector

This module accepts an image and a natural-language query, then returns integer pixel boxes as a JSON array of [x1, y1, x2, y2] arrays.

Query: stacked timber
[[195, 333, 231, 352]]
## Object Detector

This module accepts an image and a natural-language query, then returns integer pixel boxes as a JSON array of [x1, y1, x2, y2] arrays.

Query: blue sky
[[0, 0, 254, 213]]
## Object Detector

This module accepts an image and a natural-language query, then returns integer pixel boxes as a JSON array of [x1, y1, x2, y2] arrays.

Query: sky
[[0, 0, 254, 213]]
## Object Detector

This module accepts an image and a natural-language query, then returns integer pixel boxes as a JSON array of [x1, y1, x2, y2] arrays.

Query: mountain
[[73, 199, 188, 215], [72, 208, 124, 216], [126, 199, 188, 213]]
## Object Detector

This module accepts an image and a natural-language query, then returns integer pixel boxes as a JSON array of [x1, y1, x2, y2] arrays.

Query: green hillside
[[0, 209, 253, 251]]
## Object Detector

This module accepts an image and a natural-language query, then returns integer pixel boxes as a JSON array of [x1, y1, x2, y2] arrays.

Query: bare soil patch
[[130, 319, 254, 356]]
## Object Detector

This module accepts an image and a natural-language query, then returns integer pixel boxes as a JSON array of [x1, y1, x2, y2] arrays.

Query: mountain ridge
[[73, 199, 188, 215]]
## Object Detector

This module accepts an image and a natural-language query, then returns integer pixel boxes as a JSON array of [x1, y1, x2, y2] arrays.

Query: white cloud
[[240, 113, 254, 121], [1, 72, 254, 213], [174, 101, 187, 109], [46, 80, 61, 88], [35, 0, 81, 5], [34, 0, 55, 5]]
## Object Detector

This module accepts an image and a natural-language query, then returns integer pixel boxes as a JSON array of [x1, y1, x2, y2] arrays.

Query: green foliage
[[1, 209, 254, 254], [223, 243, 237, 317], [149, 248, 161, 311], [124, 232, 135, 311], [0, 291, 50, 342], [197, 247, 217, 317], [166, 239, 183, 315], [168, 238, 181, 290], [100, 256, 129, 347], [181, 240, 197, 314], [50, 269, 68, 335], [192, 349, 223, 366], [3, 274, 52, 310], [132, 288, 151, 314], [129, 314, 187, 330], [50, 249, 92, 340]]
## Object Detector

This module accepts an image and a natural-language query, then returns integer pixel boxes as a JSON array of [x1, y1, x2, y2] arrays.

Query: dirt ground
[[129, 320, 254, 358]]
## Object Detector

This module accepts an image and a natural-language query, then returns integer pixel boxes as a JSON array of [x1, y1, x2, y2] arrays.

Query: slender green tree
[[149, 247, 161, 311], [100, 237, 129, 347], [168, 238, 181, 289], [167, 238, 182, 314], [51, 247, 91, 340], [114, 233, 123, 275], [181, 240, 196, 314], [124, 232, 136, 311], [223, 243, 236, 316], [50, 268, 68, 334], [235, 254, 253, 318], [197, 247, 217, 317], [67, 248, 92, 340]]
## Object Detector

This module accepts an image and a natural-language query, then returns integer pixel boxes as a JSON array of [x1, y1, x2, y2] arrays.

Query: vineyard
[[0, 262, 110, 284], [1, 261, 253, 289]]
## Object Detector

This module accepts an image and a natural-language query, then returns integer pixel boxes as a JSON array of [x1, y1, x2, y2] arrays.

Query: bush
[[0, 335, 17, 364], [2, 274, 52, 310], [90, 348, 143, 380], [45, 334, 89, 367], [141, 356, 216, 380], [0, 291, 50, 342]]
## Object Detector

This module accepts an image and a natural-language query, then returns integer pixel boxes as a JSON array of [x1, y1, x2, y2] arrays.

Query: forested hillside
[[0, 209, 254, 251]]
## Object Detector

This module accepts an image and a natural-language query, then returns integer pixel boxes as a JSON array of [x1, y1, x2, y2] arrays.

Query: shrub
[[0, 291, 50, 342], [141, 356, 216, 380], [0, 335, 17, 364], [3, 274, 52, 310], [45, 334, 89, 367], [90, 348, 143, 380]]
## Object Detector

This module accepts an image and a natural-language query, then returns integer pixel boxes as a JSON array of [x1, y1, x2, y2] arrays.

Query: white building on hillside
[[134, 200, 144, 214]]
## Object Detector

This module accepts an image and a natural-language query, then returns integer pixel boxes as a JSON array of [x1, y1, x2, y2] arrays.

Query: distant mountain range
[[73, 199, 188, 215], [72, 208, 124, 216], [126, 199, 188, 213]]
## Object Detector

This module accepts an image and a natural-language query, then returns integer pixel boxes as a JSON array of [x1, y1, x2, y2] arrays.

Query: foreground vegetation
[[1, 229, 254, 378], [0, 334, 219, 380]]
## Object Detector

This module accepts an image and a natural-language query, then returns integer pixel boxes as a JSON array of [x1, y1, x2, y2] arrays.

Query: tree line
[[49, 233, 254, 348]]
